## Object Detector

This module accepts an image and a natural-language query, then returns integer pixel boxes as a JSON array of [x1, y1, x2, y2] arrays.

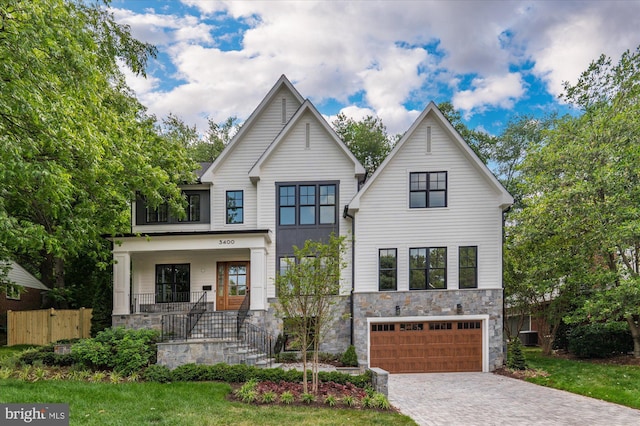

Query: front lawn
[[523, 347, 640, 409], [0, 379, 415, 425]]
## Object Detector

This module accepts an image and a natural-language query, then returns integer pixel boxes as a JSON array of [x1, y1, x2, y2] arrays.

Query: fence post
[[48, 308, 55, 345], [79, 307, 86, 338], [7, 310, 13, 346]]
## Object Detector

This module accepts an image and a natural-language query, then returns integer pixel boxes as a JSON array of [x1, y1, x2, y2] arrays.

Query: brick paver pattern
[[388, 373, 639, 426]]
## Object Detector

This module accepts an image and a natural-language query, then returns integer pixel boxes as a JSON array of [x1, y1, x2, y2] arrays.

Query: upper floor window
[[409, 247, 447, 290], [226, 191, 244, 224], [181, 194, 200, 222], [6, 284, 21, 300], [379, 248, 397, 291], [146, 203, 168, 223], [410, 172, 447, 208], [279, 186, 296, 225], [278, 183, 337, 226], [459, 246, 478, 289]]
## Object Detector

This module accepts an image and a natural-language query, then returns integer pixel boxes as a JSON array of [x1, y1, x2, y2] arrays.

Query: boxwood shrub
[[567, 322, 633, 358], [167, 362, 371, 388]]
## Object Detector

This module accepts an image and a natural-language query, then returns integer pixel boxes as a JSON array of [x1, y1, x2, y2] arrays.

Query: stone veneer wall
[[353, 289, 504, 371], [249, 296, 352, 355], [112, 313, 163, 331]]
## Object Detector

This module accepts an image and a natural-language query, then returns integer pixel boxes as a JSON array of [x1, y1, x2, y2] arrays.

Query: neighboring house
[[1, 261, 50, 333], [110, 76, 513, 373]]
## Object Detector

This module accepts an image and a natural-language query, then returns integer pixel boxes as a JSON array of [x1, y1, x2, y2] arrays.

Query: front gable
[[199, 75, 305, 183], [248, 100, 365, 183], [348, 102, 513, 213]]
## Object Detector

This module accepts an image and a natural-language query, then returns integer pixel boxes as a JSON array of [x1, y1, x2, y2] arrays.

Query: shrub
[[324, 395, 337, 407], [279, 391, 294, 405], [301, 392, 315, 404], [261, 391, 276, 404], [373, 393, 391, 410], [342, 395, 356, 407], [276, 352, 298, 363], [172, 363, 209, 382], [507, 338, 527, 370], [72, 327, 160, 375], [568, 322, 633, 358], [143, 365, 172, 383], [340, 345, 358, 367]]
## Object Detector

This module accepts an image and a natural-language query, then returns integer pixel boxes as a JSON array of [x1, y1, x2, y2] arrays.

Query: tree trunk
[[54, 257, 69, 308], [627, 315, 640, 358]]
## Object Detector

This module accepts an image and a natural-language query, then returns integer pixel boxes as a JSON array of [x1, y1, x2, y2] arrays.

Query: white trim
[[366, 314, 490, 373]]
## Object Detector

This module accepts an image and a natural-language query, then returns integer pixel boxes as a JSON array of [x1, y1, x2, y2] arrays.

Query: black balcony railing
[[187, 292, 207, 336], [131, 291, 207, 313]]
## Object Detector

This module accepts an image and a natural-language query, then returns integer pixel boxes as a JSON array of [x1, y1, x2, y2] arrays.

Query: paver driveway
[[388, 373, 639, 426]]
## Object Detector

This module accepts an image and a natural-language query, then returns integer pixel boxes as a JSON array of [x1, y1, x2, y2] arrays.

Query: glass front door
[[216, 262, 249, 310]]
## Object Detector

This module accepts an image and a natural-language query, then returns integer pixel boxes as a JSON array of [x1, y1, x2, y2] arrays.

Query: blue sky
[[110, 0, 640, 136]]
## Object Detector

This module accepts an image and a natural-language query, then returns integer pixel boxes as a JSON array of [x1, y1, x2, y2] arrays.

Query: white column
[[113, 252, 131, 315], [250, 247, 267, 310]]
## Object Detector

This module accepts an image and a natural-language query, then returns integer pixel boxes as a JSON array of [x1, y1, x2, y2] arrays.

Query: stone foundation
[[112, 313, 163, 331], [353, 289, 504, 370]]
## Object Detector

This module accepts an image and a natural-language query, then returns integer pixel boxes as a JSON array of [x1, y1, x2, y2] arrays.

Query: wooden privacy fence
[[7, 308, 92, 346]]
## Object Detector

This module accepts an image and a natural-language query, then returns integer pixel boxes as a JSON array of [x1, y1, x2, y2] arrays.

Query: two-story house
[[110, 76, 512, 373]]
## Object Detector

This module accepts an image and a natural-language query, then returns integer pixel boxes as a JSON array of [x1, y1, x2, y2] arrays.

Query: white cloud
[[452, 73, 525, 116], [112, 0, 640, 135]]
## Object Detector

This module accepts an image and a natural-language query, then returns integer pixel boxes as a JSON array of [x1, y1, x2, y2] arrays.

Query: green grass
[[524, 347, 640, 409], [0, 379, 415, 425]]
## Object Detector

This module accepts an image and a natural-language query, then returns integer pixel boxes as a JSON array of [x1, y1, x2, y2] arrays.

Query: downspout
[[343, 205, 355, 346], [502, 205, 512, 364]]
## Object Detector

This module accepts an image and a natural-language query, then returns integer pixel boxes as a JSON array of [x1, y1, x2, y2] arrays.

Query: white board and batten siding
[[257, 111, 360, 297], [353, 116, 506, 293], [207, 88, 302, 231]]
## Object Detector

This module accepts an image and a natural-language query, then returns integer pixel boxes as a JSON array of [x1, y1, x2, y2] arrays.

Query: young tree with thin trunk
[[274, 234, 347, 394]]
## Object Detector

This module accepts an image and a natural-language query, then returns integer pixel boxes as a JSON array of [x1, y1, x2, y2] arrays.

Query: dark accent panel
[[136, 190, 210, 225], [275, 181, 339, 266]]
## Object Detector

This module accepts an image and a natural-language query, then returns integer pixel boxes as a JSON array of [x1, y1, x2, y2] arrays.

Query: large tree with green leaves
[[511, 47, 640, 356], [332, 113, 395, 175], [0, 0, 195, 298], [274, 234, 347, 394]]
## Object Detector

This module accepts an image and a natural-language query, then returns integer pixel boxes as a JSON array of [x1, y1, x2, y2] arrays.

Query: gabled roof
[[347, 102, 513, 213], [2, 261, 49, 291], [200, 75, 305, 182], [248, 100, 366, 182]]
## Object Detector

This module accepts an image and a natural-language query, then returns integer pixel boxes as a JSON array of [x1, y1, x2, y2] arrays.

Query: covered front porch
[[111, 231, 272, 318]]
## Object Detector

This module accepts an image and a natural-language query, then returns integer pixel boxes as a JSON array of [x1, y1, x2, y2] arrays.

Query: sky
[[110, 0, 640, 136]]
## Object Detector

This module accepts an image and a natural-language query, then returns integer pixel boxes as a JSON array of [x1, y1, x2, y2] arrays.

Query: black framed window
[[410, 172, 447, 208], [146, 203, 168, 223], [155, 264, 190, 303], [181, 194, 200, 222], [409, 247, 447, 289], [226, 190, 244, 224], [277, 183, 337, 226], [459, 246, 478, 289], [379, 249, 397, 291], [299, 185, 316, 225], [319, 184, 336, 224], [279, 186, 296, 225]]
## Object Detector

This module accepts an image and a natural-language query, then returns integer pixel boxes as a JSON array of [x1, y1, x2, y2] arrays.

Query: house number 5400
[[218, 239, 235, 245]]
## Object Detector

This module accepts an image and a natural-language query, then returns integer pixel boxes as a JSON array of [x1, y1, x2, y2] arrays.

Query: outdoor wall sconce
[[395, 305, 400, 316], [456, 303, 463, 314]]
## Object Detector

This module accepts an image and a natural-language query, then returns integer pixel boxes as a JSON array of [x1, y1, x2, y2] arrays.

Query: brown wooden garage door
[[370, 321, 482, 373]]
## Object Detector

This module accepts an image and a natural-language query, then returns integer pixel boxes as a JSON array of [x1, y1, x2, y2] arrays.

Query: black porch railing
[[131, 291, 207, 313], [187, 292, 207, 336], [161, 311, 238, 341], [236, 292, 250, 335], [240, 322, 275, 367]]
